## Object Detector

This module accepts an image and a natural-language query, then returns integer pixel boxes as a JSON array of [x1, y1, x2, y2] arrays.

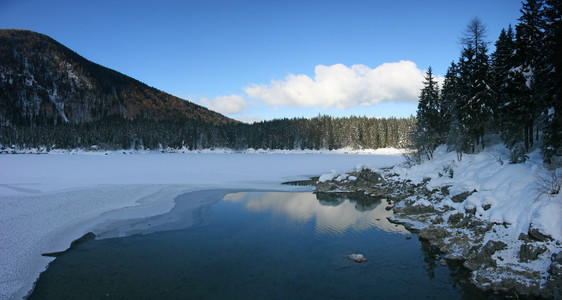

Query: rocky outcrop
[[314, 168, 562, 298]]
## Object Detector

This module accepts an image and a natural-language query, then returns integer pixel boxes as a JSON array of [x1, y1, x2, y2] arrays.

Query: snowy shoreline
[[0, 146, 410, 156], [315, 144, 562, 298], [0, 152, 404, 300]]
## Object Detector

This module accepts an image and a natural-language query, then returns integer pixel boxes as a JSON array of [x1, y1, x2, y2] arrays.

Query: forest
[[413, 0, 561, 163], [0, 115, 415, 151]]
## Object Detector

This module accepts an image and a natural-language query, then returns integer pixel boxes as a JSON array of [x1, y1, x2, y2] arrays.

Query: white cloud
[[200, 94, 247, 115], [243, 61, 425, 109], [235, 115, 263, 124]]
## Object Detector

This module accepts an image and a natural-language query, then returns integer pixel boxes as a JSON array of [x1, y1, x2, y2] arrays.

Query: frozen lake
[[28, 190, 488, 299], [0, 152, 404, 299]]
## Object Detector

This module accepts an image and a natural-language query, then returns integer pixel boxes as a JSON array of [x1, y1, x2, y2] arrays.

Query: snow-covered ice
[[0, 151, 403, 300]]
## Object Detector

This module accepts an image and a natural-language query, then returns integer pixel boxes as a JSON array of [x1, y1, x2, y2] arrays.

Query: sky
[[0, 0, 523, 123]]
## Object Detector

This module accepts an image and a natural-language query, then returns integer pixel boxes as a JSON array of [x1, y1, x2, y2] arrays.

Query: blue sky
[[0, 0, 522, 122]]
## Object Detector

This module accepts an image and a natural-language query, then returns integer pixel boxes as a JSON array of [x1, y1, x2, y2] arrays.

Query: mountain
[[0, 29, 234, 126], [0, 29, 416, 151]]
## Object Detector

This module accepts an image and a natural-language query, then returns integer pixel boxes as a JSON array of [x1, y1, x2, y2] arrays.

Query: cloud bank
[[244, 60, 425, 109]]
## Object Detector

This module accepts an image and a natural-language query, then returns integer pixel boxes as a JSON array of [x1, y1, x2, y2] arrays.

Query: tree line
[[413, 0, 561, 163], [0, 115, 416, 151]]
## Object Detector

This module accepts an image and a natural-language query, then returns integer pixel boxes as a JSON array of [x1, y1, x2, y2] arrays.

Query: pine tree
[[440, 61, 460, 140], [491, 25, 516, 127], [539, 0, 562, 162], [414, 67, 440, 159], [514, 0, 546, 150], [457, 17, 493, 152], [491, 25, 532, 160]]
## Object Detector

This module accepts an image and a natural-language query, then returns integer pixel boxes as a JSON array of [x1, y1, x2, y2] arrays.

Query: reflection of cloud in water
[[224, 192, 409, 235], [223, 192, 247, 203]]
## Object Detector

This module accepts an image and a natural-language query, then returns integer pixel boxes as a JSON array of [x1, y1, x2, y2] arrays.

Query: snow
[[394, 144, 562, 240], [317, 143, 562, 289], [392, 144, 562, 287], [0, 151, 403, 300]]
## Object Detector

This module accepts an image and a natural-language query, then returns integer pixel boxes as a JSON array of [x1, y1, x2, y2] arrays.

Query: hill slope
[[0, 29, 234, 126]]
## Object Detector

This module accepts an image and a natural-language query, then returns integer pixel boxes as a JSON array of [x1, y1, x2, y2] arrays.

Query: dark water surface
[[29, 191, 488, 299]]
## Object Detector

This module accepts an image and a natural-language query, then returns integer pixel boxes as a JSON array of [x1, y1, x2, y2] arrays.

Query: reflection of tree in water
[[419, 240, 505, 299], [314, 192, 383, 212], [419, 240, 438, 279], [314, 193, 346, 207]]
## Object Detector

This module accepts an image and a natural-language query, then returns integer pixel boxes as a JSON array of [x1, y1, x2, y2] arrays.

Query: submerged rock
[[348, 253, 368, 263]]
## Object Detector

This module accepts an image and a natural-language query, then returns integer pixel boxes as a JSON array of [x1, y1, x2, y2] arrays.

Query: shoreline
[[314, 161, 562, 298]]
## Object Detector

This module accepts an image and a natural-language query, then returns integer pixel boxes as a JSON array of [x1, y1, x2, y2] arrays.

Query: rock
[[465, 206, 476, 215], [419, 226, 450, 241], [444, 253, 464, 261], [348, 253, 368, 263], [439, 260, 447, 266], [440, 185, 451, 196], [448, 212, 464, 225], [528, 226, 552, 242], [398, 204, 436, 215], [519, 243, 547, 262], [482, 204, 491, 211], [451, 190, 476, 203], [554, 252, 562, 265], [432, 216, 444, 224], [464, 240, 507, 271]]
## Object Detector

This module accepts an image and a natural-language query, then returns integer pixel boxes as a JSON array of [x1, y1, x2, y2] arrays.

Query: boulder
[[448, 212, 463, 225], [464, 240, 507, 271], [519, 243, 547, 262], [348, 253, 368, 263], [419, 226, 450, 241], [451, 190, 476, 203], [528, 226, 552, 242]]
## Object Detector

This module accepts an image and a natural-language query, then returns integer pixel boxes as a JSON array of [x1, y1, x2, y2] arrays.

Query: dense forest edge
[[412, 0, 561, 164], [0, 115, 415, 151]]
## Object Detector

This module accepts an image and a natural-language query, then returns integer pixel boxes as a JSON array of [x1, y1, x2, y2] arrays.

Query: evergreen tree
[[491, 25, 516, 127], [440, 61, 460, 140], [456, 17, 493, 152], [514, 0, 546, 150], [539, 0, 562, 162], [414, 67, 440, 159]]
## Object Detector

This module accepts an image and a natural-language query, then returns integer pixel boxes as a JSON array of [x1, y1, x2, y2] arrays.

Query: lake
[[28, 190, 491, 299]]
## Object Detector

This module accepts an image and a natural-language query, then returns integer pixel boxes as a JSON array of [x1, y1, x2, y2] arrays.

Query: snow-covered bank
[[0, 146, 410, 156], [393, 145, 561, 242], [316, 144, 562, 297], [0, 152, 403, 300]]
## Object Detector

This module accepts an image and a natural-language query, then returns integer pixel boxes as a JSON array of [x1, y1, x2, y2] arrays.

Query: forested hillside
[[0, 29, 234, 126], [413, 0, 561, 163], [0, 29, 415, 151]]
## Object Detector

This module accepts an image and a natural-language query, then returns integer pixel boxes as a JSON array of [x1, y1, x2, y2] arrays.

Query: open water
[[28, 190, 491, 299]]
